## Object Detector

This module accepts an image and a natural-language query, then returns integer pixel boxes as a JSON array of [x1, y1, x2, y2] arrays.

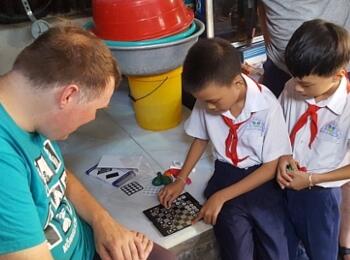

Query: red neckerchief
[[289, 104, 321, 148], [222, 76, 261, 166], [222, 116, 250, 166], [290, 76, 350, 149]]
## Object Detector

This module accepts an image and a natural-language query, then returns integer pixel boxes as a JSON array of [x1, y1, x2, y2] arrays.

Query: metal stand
[[205, 0, 214, 38], [21, 0, 50, 38]]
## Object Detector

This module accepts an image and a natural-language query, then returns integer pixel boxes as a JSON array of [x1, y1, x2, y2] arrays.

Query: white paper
[[98, 155, 141, 171]]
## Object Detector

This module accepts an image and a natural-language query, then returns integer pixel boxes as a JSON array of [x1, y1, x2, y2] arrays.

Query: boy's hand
[[241, 62, 254, 74], [192, 192, 225, 225], [288, 171, 311, 190], [158, 179, 185, 208], [277, 155, 299, 189]]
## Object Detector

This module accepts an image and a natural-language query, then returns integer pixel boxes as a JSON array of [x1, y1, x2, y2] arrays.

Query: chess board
[[143, 192, 202, 236]]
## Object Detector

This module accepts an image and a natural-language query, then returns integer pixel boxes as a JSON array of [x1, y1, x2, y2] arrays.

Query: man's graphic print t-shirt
[[0, 104, 95, 259]]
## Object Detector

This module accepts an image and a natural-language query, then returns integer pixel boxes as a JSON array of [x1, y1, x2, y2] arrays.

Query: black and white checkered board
[[120, 181, 143, 196], [143, 192, 201, 236]]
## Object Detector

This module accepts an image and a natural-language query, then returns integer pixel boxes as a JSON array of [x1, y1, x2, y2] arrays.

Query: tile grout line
[[103, 111, 165, 172]]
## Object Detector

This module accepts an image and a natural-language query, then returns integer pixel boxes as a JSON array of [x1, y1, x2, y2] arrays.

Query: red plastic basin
[[92, 0, 194, 41]]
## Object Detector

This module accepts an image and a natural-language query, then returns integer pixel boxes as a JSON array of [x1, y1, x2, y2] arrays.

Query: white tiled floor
[[59, 78, 215, 249]]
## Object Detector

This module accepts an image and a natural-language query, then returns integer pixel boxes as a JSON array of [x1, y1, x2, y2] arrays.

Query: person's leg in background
[[262, 58, 291, 97], [339, 118, 350, 260], [340, 182, 350, 260]]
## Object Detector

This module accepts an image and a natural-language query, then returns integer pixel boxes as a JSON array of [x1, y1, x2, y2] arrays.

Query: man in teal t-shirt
[[0, 26, 175, 260], [0, 104, 94, 259]]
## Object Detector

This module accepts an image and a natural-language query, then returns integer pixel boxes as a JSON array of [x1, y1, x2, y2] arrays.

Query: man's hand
[[192, 191, 226, 225], [158, 179, 186, 209], [65, 171, 154, 260], [133, 232, 153, 260], [276, 155, 299, 189], [92, 212, 153, 260]]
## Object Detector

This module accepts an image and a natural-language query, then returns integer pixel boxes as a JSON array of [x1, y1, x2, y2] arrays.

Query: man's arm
[[0, 242, 53, 260], [65, 170, 110, 227], [0, 154, 54, 260], [65, 170, 152, 260], [257, 1, 271, 45]]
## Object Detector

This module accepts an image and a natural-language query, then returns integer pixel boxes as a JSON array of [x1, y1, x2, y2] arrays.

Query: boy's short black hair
[[285, 19, 350, 78], [182, 38, 241, 93]]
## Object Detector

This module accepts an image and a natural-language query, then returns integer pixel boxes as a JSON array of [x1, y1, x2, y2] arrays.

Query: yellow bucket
[[127, 67, 182, 131]]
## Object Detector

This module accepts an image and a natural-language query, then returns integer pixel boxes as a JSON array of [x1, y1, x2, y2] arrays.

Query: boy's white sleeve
[[278, 79, 295, 118], [184, 100, 209, 140], [262, 102, 292, 163], [278, 86, 288, 116]]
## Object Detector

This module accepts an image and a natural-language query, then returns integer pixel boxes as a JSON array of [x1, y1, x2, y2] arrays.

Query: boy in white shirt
[[277, 19, 350, 260], [159, 38, 291, 260]]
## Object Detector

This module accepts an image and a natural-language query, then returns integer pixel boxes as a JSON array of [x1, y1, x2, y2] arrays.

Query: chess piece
[[152, 172, 173, 186], [286, 164, 307, 172], [161, 174, 173, 185], [152, 172, 163, 186]]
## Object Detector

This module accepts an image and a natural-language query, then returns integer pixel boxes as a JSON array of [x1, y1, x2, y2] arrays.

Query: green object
[[161, 175, 173, 185], [286, 164, 293, 172], [152, 172, 163, 186], [152, 172, 173, 186]]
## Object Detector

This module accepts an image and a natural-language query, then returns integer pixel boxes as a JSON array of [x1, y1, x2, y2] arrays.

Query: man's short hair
[[13, 25, 121, 99], [182, 38, 241, 93], [285, 19, 350, 78]]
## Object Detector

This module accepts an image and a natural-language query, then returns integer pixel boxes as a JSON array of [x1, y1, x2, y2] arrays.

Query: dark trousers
[[204, 160, 289, 260], [262, 58, 291, 98], [285, 187, 341, 260]]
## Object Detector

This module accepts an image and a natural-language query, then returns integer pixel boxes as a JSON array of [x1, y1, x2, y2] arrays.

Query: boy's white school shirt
[[185, 74, 292, 169], [279, 76, 350, 188]]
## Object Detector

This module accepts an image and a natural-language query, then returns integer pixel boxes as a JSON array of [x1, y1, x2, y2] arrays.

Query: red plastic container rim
[[93, 8, 194, 41]]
